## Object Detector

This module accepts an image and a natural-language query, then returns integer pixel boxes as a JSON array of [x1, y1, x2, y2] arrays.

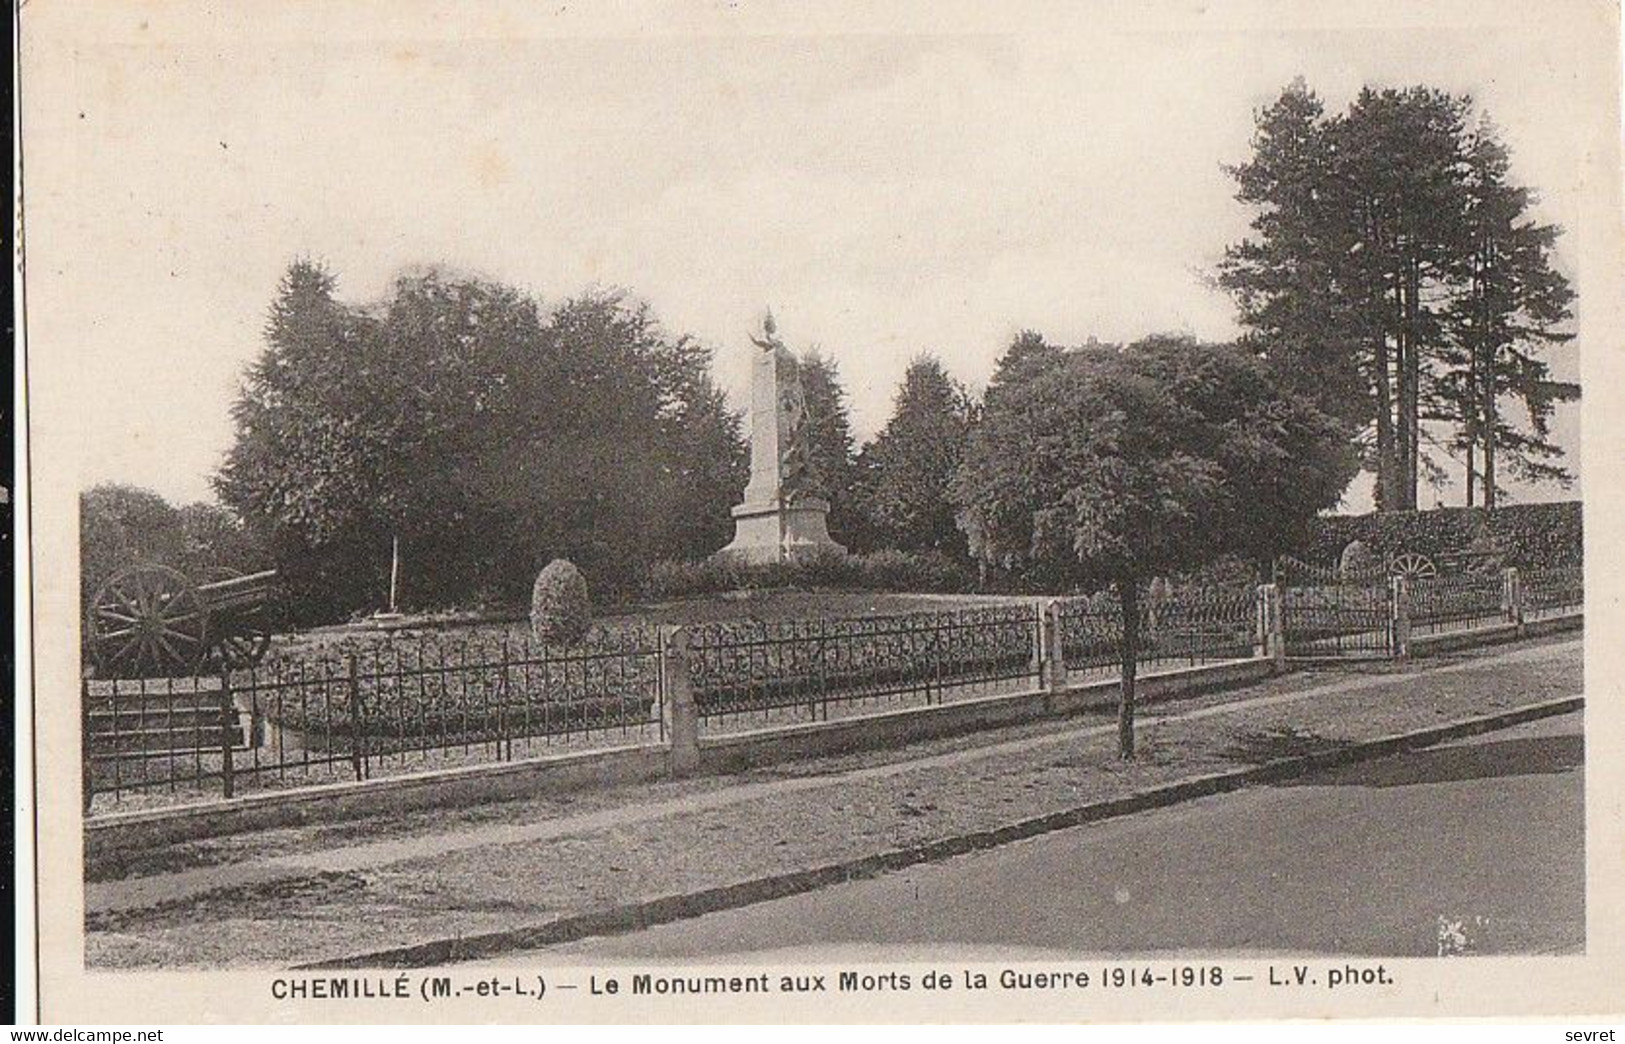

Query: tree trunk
[[1375, 332, 1395, 511], [1369, 205, 1399, 512], [1482, 244, 1500, 513], [1483, 365, 1498, 512], [1404, 258, 1423, 509], [1465, 277, 1479, 509], [1117, 578, 1139, 760], [1391, 272, 1410, 510]]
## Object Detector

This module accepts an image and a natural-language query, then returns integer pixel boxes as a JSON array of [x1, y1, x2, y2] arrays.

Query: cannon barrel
[[196, 568, 279, 612]]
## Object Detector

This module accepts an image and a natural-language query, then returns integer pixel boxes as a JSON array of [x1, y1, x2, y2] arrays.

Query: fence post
[[1254, 585, 1267, 660], [1257, 584, 1286, 671], [498, 635, 513, 762], [347, 652, 366, 782], [1390, 576, 1411, 661], [662, 626, 700, 778], [219, 672, 236, 800], [1042, 599, 1064, 707], [1030, 600, 1045, 682], [1503, 567, 1524, 635], [82, 679, 95, 816]]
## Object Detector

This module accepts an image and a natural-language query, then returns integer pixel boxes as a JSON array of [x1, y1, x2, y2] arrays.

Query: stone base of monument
[[719, 495, 847, 565]]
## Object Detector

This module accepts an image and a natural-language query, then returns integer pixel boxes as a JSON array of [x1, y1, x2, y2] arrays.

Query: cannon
[[85, 564, 280, 677]]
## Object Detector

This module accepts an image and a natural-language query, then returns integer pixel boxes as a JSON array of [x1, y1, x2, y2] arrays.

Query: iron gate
[[1276, 556, 1395, 659]]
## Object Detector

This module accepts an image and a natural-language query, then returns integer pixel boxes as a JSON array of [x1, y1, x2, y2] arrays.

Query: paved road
[[543, 711, 1584, 960]]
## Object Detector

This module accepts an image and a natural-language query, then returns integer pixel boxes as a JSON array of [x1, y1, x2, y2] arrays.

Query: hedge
[[642, 548, 976, 600], [1300, 501, 1580, 571]]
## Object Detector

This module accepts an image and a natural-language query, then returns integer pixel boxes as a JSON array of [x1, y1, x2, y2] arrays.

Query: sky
[[20, 0, 1617, 513]]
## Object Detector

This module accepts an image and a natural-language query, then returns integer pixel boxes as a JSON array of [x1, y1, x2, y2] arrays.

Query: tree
[[217, 263, 549, 617], [370, 268, 553, 605], [219, 264, 743, 620], [648, 335, 749, 562], [1333, 86, 1474, 510], [175, 502, 270, 578], [962, 330, 1072, 588], [954, 336, 1354, 757], [986, 329, 1064, 407], [1220, 82, 1572, 512], [1430, 118, 1578, 508], [796, 350, 866, 548], [215, 260, 395, 620], [1219, 80, 1368, 434], [80, 484, 186, 604], [80, 485, 267, 615], [468, 291, 690, 598], [858, 355, 977, 557]]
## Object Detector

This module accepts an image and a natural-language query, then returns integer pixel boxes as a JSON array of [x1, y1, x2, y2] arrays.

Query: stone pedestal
[[718, 314, 848, 565], [723, 496, 844, 565]]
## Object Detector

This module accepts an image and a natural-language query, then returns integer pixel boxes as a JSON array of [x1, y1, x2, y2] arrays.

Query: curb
[[302, 693, 1583, 969]]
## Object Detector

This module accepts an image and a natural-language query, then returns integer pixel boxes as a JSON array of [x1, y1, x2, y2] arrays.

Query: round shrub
[[531, 559, 591, 645]]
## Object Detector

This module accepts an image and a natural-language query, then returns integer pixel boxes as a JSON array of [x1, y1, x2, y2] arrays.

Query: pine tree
[[1431, 118, 1577, 508], [986, 329, 1063, 406], [797, 350, 866, 547], [1333, 86, 1474, 510], [1220, 80, 1369, 435], [858, 355, 976, 556], [1221, 82, 1573, 511]]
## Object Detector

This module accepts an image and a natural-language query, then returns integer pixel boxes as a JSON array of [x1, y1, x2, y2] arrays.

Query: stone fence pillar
[[1503, 567, 1524, 633], [661, 626, 700, 777], [1041, 599, 1066, 702]]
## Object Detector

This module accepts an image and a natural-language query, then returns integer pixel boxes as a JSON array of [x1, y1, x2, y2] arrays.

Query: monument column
[[739, 334, 786, 507], [719, 312, 847, 565]]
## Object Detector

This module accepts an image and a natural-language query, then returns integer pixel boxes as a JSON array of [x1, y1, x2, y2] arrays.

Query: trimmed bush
[[641, 549, 976, 600], [781, 545, 860, 588], [642, 557, 742, 599], [847, 548, 972, 593], [531, 559, 592, 645]]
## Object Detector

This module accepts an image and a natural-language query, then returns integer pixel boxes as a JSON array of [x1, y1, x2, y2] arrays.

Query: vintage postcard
[[14, 0, 1625, 1024]]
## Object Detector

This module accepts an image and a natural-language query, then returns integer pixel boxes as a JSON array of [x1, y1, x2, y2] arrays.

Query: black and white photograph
[[13, 0, 1625, 1025]]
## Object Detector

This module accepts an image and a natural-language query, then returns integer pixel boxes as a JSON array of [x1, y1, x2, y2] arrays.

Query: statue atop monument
[[718, 311, 846, 564], [748, 311, 814, 503]]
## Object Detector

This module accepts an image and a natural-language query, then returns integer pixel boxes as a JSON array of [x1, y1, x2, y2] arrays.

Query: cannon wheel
[[1387, 552, 1438, 582], [87, 564, 210, 676], [203, 566, 274, 670]]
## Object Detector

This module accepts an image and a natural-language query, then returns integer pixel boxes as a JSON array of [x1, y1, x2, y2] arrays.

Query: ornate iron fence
[[82, 676, 255, 810], [1056, 586, 1257, 675], [1276, 555, 1394, 658], [1407, 572, 1508, 636], [86, 567, 1580, 813], [83, 626, 664, 809], [1522, 565, 1584, 620], [687, 605, 1041, 727]]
